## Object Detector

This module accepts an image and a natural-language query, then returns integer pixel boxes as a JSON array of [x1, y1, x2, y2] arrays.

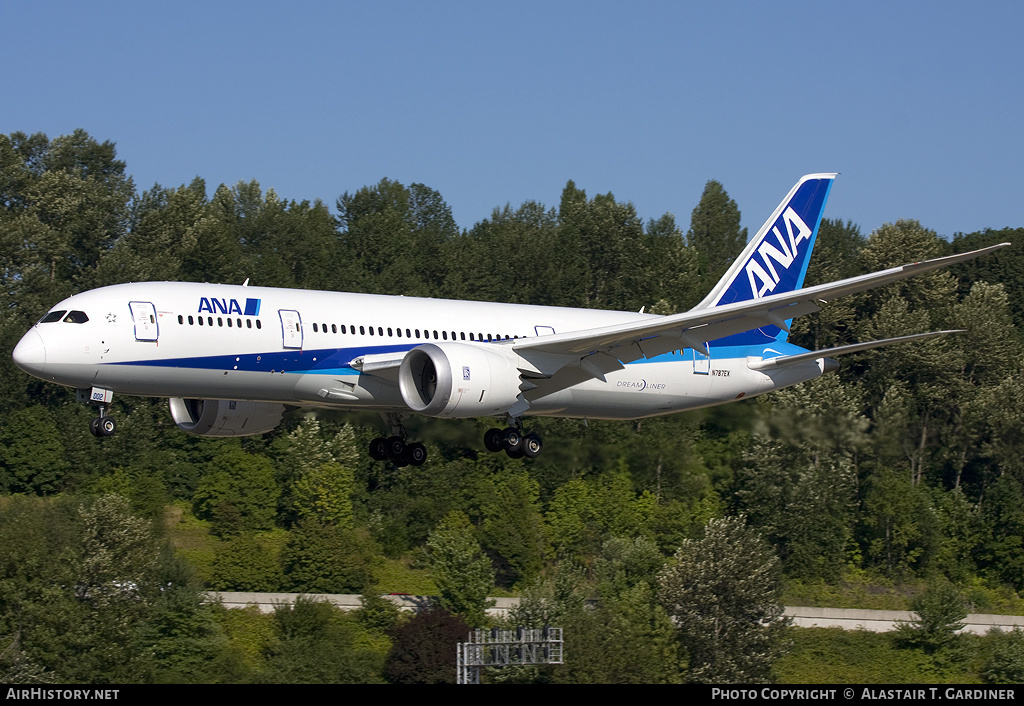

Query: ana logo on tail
[[745, 206, 813, 298]]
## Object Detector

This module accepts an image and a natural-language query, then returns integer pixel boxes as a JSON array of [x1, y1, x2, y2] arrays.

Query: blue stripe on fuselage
[[109, 340, 811, 375]]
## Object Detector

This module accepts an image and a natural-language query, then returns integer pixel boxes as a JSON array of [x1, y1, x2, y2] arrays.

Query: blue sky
[[4, 1, 1022, 240]]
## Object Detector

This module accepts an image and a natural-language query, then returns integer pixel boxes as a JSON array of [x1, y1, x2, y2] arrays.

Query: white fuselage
[[13, 281, 827, 420]]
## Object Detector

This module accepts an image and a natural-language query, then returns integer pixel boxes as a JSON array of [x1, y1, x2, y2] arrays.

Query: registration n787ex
[[12, 174, 1007, 465]]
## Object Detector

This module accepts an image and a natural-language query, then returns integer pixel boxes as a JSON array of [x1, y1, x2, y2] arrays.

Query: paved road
[[205, 592, 1024, 635]]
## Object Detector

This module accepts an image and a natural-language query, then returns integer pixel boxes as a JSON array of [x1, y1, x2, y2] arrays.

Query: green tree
[[593, 535, 666, 599], [477, 469, 547, 587], [426, 511, 494, 625], [893, 580, 969, 655], [686, 179, 747, 289], [0, 405, 70, 494], [262, 596, 384, 684], [553, 583, 683, 684], [336, 179, 457, 296], [449, 200, 574, 305], [280, 521, 376, 594], [860, 466, 937, 577], [0, 494, 214, 683], [735, 376, 864, 580], [509, 560, 590, 631], [193, 446, 280, 536], [981, 628, 1024, 684], [658, 515, 789, 683], [210, 534, 283, 592], [546, 469, 656, 559], [557, 182, 674, 310]]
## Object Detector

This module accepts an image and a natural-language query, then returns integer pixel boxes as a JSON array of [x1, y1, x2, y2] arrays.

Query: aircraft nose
[[12, 329, 46, 376]]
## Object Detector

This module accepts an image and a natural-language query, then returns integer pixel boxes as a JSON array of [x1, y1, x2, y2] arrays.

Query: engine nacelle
[[168, 398, 286, 437], [398, 343, 522, 418]]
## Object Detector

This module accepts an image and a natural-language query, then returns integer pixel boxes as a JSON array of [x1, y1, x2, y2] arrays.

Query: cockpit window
[[39, 310, 67, 323], [63, 311, 89, 324]]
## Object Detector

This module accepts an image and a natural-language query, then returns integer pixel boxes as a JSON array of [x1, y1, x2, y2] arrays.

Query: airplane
[[11, 173, 1007, 466]]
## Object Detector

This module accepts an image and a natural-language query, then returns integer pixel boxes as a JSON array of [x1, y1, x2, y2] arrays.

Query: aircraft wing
[[507, 242, 1009, 379]]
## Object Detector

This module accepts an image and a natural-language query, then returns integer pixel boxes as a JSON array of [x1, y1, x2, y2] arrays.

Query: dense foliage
[[2, 130, 1024, 683]]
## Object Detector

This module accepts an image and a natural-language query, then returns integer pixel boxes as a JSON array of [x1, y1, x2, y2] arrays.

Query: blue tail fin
[[694, 173, 836, 342]]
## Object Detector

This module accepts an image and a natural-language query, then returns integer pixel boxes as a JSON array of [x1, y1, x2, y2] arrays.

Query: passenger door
[[129, 301, 158, 342], [279, 309, 303, 349]]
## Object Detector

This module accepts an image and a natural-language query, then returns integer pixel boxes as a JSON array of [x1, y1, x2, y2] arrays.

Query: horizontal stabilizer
[[747, 330, 963, 371]]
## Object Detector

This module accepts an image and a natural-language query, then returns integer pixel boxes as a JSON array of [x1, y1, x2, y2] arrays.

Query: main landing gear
[[368, 435, 427, 467], [483, 425, 543, 459], [78, 387, 117, 437], [368, 412, 427, 467], [367, 414, 544, 465]]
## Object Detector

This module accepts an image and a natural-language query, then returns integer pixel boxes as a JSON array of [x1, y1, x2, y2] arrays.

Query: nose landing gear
[[78, 387, 116, 437]]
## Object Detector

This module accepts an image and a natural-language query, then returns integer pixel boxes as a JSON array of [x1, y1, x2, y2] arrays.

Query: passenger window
[[178, 315, 184, 324], [246, 319, 252, 328], [256, 320, 262, 329], [227, 318, 233, 328], [189, 316, 194, 325]]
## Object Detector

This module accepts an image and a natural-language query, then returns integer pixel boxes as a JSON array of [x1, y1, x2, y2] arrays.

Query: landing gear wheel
[[90, 416, 115, 437], [502, 427, 523, 453], [369, 437, 389, 461], [385, 436, 406, 462], [523, 432, 543, 458], [405, 442, 427, 467], [484, 427, 505, 453]]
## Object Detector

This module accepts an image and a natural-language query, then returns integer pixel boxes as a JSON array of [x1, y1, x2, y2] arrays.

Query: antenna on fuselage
[[242, 278, 249, 287]]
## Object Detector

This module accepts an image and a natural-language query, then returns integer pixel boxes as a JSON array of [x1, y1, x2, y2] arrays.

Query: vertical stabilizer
[[695, 173, 836, 313]]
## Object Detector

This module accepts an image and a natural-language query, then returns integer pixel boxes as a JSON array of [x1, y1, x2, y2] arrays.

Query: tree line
[[2, 129, 1024, 683]]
